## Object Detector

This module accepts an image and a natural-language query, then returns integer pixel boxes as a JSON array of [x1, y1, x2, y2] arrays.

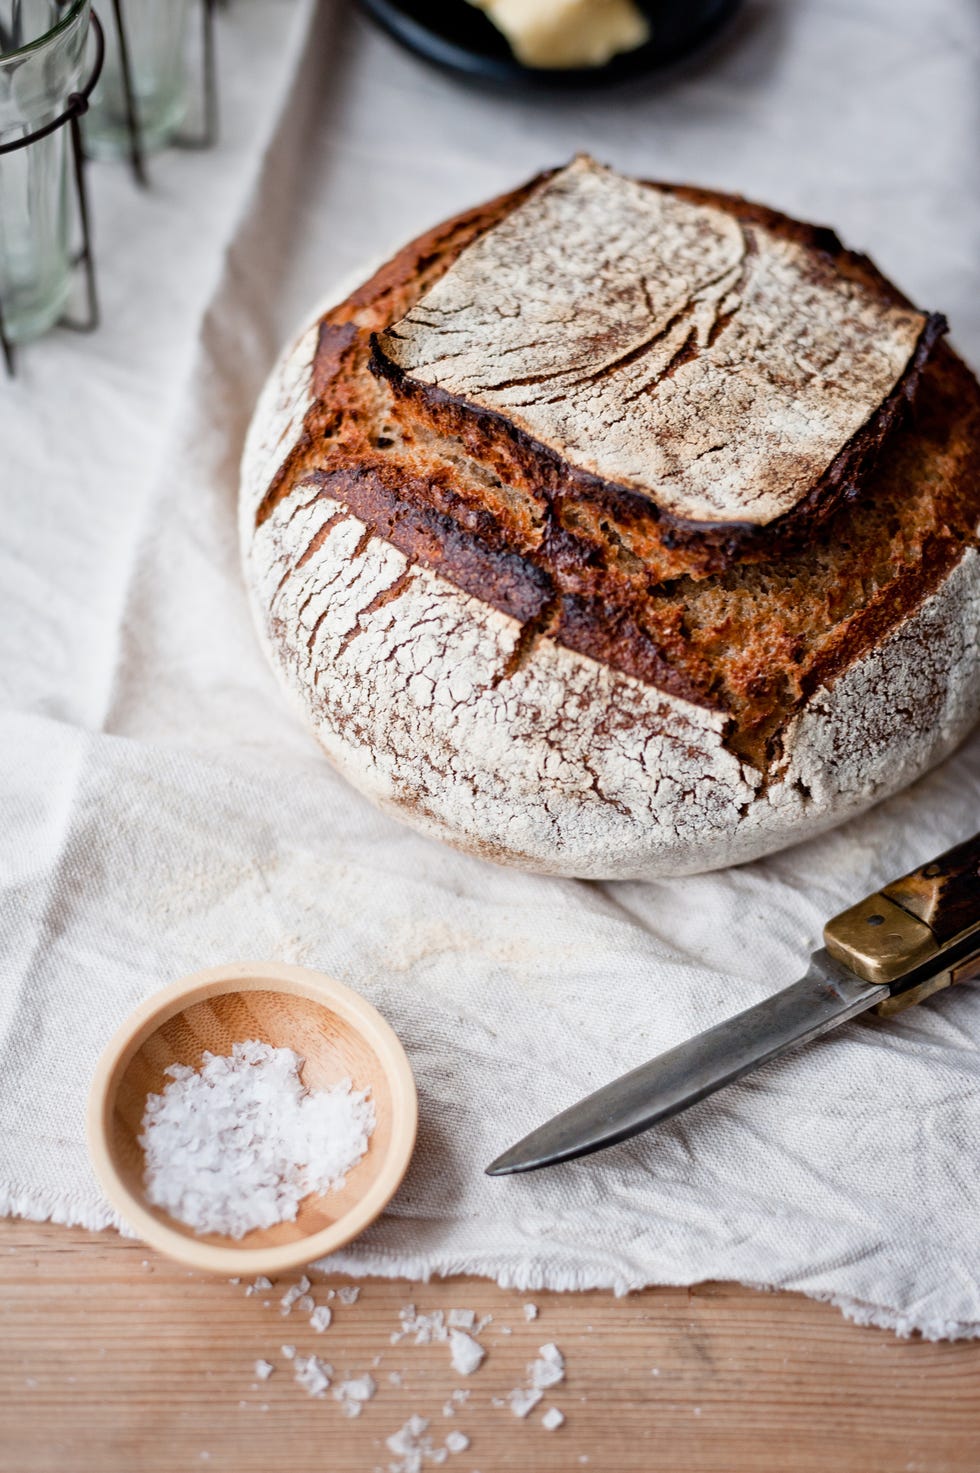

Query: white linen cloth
[[2, 0, 980, 1340]]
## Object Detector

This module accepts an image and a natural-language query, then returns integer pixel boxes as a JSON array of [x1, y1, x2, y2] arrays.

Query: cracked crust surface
[[240, 165, 980, 878], [376, 157, 932, 530]]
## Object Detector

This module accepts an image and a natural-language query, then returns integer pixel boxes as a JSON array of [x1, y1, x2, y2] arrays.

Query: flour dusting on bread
[[376, 157, 928, 527]]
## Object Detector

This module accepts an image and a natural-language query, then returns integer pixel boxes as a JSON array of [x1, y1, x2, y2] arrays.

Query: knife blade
[[487, 830, 980, 1176]]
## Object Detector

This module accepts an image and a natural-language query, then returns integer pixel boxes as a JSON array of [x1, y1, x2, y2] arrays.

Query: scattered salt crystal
[[140, 1041, 374, 1239], [253, 1360, 274, 1382], [395, 1305, 447, 1345], [387, 1414, 434, 1472], [293, 1354, 331, 1398], [522, 1303, 538, 1322], [245, 1276, 273, 1297], [499, 1326, 512, 1335], [442, 1388, 470, 1417], [445, 1430, 470, 1453], [542, 1407, 565, 1431], [310, 1305, 332, 1333], [228, 1276, 241, 1286], [296, 1294, 314, 1314], [447, 1309, 475, 1330], [334, 1373, 376, 1417], [430, 1451, 448, 1466], [281, 1344, 296, 1360], [448, 1330, 485, 1376], [474, 1314, 493, 1334], [388, 1370, 403, 1386], [507, 1387, 543, 1418], [529, 1343, 564, 1390], [280, 1276, 311, 1315], [327, 1288, 336, 1300], [338, 1285, 360, 1305]]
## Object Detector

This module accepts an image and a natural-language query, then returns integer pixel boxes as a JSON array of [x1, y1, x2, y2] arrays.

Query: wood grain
[[883, 830, 980, 942], [1, 1221, 978, 1473]]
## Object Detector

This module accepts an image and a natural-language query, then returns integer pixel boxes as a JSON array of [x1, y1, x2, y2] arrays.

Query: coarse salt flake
[[445, 1430, 470, 1453], [523, 1303, 538, 1322], [334, 1373, 376, 1417], [293, 1354, 331, 1398], [310, 1304, 332, 1333], [139, 1041, 374, 1239], [542, 1407, 565, 1431], [253, 1360, 274, 1382], [507, 1387, 543, 1418], [448, 1330, 485, 1376], [530, 1343, 564, 1391]]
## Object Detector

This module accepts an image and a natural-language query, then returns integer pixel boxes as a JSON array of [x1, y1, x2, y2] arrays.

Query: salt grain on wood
[[309, 1304, 332, 1333], [448, 1330, 485, 1376], [530, 1344, 564, 1390], [140, 1041, 374, 1238], [542, 1407, 565, 1431]]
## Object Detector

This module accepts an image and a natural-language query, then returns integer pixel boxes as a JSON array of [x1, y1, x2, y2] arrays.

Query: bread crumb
[[542, 1407, 565, 1431]]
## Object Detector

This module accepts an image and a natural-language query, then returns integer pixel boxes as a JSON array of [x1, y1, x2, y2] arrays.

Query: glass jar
[[83, 0, 192, 159], [0, 0, 91, 345]]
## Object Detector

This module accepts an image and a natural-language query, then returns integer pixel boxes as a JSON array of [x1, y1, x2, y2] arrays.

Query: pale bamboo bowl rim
[[86, 962, 418, 1275]]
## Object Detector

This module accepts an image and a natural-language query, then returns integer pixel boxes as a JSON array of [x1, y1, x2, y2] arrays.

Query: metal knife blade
[[487, 829, 980, 1177], [486, 949, 885, 1175]]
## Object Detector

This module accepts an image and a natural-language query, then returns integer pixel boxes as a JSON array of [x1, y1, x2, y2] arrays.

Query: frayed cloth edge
[[4, 1186, 978, 1343]]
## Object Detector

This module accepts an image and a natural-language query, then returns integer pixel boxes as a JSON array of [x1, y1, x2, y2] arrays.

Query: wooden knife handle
[[824, 831, 980, 1010], [881, 831, 980, 943]]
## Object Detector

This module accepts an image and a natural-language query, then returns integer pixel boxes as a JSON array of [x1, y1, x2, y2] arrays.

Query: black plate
[[360, 0, 742, 90]]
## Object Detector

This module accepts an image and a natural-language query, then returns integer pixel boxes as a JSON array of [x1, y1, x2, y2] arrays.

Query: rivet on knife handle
[[824, 832, 980, 1012]]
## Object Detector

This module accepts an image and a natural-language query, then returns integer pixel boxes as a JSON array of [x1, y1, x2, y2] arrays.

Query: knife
[[487, 831, 980, 1176]]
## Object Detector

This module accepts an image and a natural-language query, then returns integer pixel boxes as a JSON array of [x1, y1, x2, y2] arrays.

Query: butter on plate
[[470, 0, 650, 69]]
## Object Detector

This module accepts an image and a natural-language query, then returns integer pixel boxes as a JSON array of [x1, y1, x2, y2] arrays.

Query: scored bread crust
[[240, 176, 980, 878]]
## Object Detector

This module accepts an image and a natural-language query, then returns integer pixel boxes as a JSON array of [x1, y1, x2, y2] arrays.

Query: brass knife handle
[[824, 831, 980, 1014]]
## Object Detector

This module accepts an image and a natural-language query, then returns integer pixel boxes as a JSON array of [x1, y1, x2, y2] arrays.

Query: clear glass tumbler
[[83, 0, 192, 159], [0, 0, 90, 345]]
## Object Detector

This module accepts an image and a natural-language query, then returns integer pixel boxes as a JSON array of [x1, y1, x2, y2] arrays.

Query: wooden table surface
[[1, 1221, 978, 1472]]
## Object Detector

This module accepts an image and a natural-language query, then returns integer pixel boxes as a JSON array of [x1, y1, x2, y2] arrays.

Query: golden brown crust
[[253, 169, 980, 775]]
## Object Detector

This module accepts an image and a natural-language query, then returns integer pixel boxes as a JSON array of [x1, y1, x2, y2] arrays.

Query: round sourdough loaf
[[240, 160, 980, 879]]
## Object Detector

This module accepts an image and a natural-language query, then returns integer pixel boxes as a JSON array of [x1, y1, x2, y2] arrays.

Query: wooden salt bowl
[[87, 962, 417, 1275]]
